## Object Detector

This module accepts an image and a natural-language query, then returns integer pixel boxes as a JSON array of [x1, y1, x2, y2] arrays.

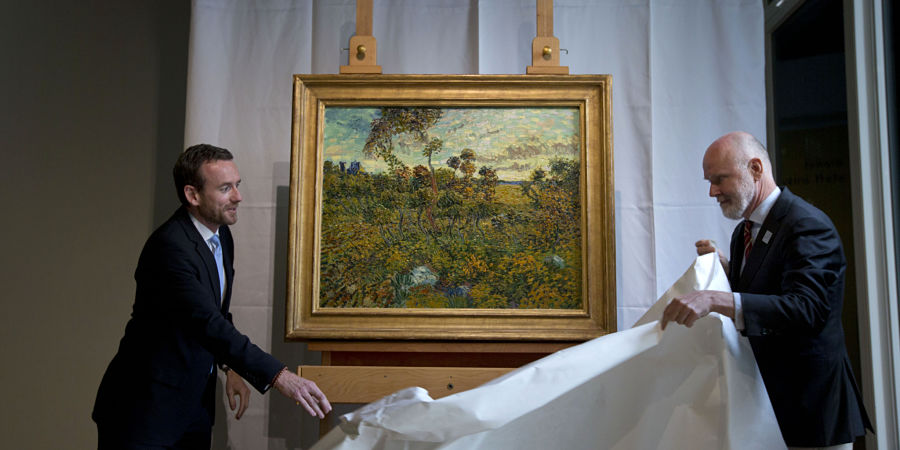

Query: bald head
[[702, 131, 776, 219], [705, 131, 773, 178]]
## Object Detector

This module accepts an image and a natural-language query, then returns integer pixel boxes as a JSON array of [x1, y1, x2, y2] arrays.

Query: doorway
[[765, 1, 865, 446]]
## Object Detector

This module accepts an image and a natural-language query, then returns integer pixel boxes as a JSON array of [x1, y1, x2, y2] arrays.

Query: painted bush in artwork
[[319, 106, 582, 309]]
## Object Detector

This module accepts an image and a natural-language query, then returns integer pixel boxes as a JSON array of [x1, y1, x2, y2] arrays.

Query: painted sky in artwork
[[323, 107, 580, 181]]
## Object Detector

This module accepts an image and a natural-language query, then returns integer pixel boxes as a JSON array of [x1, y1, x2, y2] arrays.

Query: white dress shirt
[[733, 187, 781, 330]]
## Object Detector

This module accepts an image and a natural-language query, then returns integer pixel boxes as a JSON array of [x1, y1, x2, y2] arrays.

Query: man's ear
[[748, 158, 764, 180], [184, 185, 201, 206]]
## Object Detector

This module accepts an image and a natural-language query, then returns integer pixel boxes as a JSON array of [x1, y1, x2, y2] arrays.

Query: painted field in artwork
[[319, 106, 582, 309]]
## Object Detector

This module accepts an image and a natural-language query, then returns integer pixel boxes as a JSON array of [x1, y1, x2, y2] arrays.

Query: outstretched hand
[[274, 369, 332, 418], [225, 369, 251, 420]]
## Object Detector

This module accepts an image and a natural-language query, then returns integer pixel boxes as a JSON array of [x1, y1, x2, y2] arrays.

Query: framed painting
[[286, 74, 614, 341]]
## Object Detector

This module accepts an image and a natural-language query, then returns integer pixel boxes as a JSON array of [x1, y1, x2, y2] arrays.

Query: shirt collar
[[748, 186, 781, 225], [188, 212, 219, 248]]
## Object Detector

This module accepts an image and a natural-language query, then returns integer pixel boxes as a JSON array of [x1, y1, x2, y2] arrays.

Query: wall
[[0, 1, 189, 447]]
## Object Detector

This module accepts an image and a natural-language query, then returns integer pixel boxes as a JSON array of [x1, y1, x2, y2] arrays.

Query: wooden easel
[[312, 0, 573, 435], [527, 0, 569, 74], [299, 341, 577, 436], [339, 0, 381, 74], [338, 0, 567, 75]]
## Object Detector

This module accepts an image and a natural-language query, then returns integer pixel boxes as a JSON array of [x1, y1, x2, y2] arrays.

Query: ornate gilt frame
[[286, 74, 614, 341]]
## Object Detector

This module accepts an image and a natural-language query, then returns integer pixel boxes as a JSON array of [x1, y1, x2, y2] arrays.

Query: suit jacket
[[728, 187, 871, 446], [92, 207, 284, 445]]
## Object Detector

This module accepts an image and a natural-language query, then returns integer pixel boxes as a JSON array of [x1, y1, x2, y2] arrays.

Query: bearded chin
[[720, 187, 752, 220], [721, 202, 744, 220]]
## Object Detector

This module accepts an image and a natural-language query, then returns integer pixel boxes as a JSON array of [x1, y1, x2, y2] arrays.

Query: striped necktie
[[743, 220, 753, 263], [208, 235, 225, 301]]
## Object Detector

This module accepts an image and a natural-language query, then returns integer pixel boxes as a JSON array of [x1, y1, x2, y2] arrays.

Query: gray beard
[[720, 199, 746, 220], [720, 179, 755, 220]]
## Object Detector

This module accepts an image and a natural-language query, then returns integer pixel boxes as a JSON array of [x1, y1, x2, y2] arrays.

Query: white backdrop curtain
[[184, 0, 764, 448]]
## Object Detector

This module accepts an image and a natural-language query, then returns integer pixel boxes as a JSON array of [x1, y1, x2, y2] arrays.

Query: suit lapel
[[220, 227, 234, 313], [738, 188, 792, 290], [728, 224, 743, 287], [176, 209, 223, 307]]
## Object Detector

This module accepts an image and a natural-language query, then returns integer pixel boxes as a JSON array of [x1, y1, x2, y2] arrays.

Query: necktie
[[208, 235, 225, 301], [743, 220, 753, 262]]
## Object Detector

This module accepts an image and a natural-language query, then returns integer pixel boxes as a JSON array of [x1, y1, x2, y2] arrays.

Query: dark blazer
[[729, 187, 871, 446], [92, 207, 284, 445]]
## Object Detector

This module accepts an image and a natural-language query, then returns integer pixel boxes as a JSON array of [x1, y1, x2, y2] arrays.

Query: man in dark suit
[[661, 132, 871, 449], [93, 144, 331, 449]]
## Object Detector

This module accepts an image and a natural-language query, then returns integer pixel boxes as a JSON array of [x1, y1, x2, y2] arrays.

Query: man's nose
[[232, 187, 242, 203], [709, 184, 719, 197]]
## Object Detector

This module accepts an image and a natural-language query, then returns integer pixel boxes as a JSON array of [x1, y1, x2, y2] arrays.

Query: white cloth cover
[[312, 253, 785, 450]]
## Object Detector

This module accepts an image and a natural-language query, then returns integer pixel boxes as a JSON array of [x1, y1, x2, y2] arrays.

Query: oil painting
[[320, 106, 582, 310], [287, 75, 614, 340]]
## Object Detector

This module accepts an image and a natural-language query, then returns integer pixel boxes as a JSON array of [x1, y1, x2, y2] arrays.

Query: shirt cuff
[[265, 366, 289, 392], [733, 292, 745, 330]]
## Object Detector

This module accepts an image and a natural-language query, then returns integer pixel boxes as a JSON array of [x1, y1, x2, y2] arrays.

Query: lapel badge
[[762, 230, 772, 244]]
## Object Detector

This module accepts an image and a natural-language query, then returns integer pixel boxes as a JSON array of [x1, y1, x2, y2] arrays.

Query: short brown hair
[[173, 144, 233, 206]]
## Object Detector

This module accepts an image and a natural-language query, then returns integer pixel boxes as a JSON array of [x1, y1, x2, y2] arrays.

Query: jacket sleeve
[[740, 213, 844, 337], [138, 235, 285, 393]]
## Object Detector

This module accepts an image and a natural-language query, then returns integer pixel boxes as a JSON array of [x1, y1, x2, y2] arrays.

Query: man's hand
[[695, 239, 729, 273], [661, 290, 735, 330], [225, 369, 251, 420], [273, 369, 332, 419]]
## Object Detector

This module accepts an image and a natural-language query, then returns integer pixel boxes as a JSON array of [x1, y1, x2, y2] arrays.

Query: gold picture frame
[[286, 74, 614, 341]]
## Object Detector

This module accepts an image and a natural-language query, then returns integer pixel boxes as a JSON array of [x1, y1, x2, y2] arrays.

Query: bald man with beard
[[661, 132, 871, 449]]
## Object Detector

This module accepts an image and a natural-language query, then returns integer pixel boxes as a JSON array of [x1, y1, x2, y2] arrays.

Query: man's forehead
[[703, 167, 726, 181], [704, 144, 734, 165], [702, 154, 733, 179], [202, 159, 237, 171], [201, 160, 240, 182]]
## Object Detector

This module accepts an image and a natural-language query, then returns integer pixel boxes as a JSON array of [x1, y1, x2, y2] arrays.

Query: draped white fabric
[[185, 0, 764, 447], [311, 253, 785, 450]]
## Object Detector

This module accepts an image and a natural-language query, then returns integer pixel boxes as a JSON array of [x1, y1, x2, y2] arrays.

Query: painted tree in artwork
[[364, 107, 444, 228], [423, 137, 444, 195], [363, 107, 443, 171], [520, 157, 580, 252], [459, 148, 476, 180]]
